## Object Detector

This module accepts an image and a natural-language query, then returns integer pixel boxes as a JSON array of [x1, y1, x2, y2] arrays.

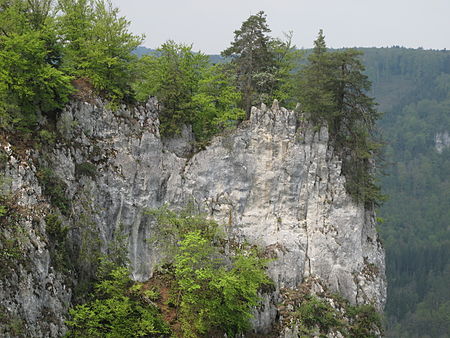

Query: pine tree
[[296, 30, 383, 206], [222, 11, 276, 116], [295, 29, 336, 123]]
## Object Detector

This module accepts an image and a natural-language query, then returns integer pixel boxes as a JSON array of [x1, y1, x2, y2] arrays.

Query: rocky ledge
[[0, 98, 386, 336]]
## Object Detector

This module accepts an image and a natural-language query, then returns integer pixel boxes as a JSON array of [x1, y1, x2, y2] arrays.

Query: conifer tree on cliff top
[[222, 11, 277, 117], [296, 30, 383, 206]]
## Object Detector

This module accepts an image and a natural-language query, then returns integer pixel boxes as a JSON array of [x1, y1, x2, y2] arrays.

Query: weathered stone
[[0, 98, 386, 336], [435, 131, 450, 153]]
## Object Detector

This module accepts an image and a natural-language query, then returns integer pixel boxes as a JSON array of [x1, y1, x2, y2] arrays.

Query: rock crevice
[[0, 98, 386, 336]]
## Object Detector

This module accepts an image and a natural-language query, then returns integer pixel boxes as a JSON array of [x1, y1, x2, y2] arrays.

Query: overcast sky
[[111, 0, 450, 54]]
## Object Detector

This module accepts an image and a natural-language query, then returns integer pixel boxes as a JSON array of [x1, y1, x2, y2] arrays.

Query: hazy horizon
[[111, 0, 449, 53]]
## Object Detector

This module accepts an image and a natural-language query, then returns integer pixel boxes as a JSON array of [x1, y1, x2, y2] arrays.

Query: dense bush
[[134, 41, 244, 141], [68, 207, 270, 337], [148, 207, 271, 337], [66, 267, 170, 337], [281, 289, 382, 337], [174, 230, 269, 336], [0, 0, 142, 133]]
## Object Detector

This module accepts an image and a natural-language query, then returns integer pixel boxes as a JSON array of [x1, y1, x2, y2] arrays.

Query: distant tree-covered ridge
[[365, 47, 450, 337], [5, 1, 450, 336]]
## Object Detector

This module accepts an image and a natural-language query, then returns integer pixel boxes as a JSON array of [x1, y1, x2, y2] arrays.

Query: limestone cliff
[[0, 98, 386, 336]]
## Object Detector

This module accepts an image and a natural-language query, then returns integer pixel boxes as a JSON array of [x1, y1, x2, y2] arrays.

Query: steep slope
[[0, 98, 385, 336], [361, 47, 450, 336]]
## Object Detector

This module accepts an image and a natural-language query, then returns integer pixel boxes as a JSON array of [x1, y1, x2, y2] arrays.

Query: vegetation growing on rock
[[68, 208, 271, 337], [279, 278, 383, 337], [0, 2, 391, 336], [0, 1, 381, 204]]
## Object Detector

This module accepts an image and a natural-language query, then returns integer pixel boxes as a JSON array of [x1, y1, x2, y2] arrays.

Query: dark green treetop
[[295, 30, 383, 206], [222, 11, 277, 115]]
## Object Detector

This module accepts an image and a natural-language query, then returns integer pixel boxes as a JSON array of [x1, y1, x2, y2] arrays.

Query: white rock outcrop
[[435, 131, 450, 153], [0, 99, 386, 336]]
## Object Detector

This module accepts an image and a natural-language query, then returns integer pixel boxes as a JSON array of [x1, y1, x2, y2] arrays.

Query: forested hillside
[[362, 47, 450, 337], [1, 0, 447, 335], [1, 5, 386, 336]]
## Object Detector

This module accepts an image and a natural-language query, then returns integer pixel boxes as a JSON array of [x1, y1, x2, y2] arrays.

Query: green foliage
[[346, 304, 383, 337], [66, 220, 168, 336], [38, 129, 57, 145], [175, 232, 269, 336], [0, 224, 25, 274], [0, 305, 25, 337], [45, 213, 70, 272], [281, 288, 382, 337], [66, 267, 170, 337], [134, 41, 244, 141], [148, 207, 271, 337], [0, 0, 143, 136], [146, 204, 221, 257], [70, 185, 103, 300], [0, 205, 6, 217], [0, 149, 8, 170], [0, 191, 26, 275], [295, 31, 383, 206], [45, 213, 68, 241], [96, 225, 130, 280], [0, 20, 72, 131], [191, 64, 245, 144], [222, 11, 301, 114], [57, 0, 143, 101], [368, 47, 450, 337], [134, 41, 208, 136], [222, 11, 273, 115], [269, 32, 304, 109], [75, 161, 97, 179], [37, 168, 71, 215], [294, 295, 343, 335]]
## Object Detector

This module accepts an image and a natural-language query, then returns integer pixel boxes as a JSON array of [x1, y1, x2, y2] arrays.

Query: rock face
[[0, 147, 71, 337], [0, 98, 386, 336], [435, 131, 450, 153]]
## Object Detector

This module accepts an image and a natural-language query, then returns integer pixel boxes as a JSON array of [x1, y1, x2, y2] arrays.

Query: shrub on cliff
[[174, 230, 269, 337], [147, 207, 271, 337], [66, 267, 170, 337], [134, 41, 244, 141]]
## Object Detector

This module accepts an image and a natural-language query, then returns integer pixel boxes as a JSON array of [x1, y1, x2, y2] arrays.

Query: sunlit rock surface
[[0, 98, 386, 336]]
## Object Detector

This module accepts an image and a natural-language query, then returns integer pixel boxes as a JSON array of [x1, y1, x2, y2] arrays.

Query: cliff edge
[[0, 99, 386, 336]]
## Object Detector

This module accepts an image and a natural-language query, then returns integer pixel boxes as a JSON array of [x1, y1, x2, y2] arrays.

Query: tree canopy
[[295, 30, 383, 206], [134, 41, 244, 141], [0, 0, 142, 133], [222, 11, 300, 116], [57, 0, 143, 101]]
